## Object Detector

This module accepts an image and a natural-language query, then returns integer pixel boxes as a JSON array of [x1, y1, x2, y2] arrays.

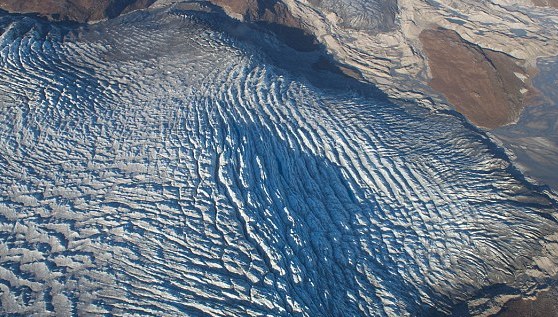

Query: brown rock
[[209, 0, 295, 25], [208, 0, 306, 33], [0, 0, 156, 22], [210, 0, 319, 51], [493, 287, 558, 317], [532, 0, 558, 8], [420, 28, 533, 129]]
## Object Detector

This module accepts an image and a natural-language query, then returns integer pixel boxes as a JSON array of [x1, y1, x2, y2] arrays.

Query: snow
[[0, 7, 556, 316]]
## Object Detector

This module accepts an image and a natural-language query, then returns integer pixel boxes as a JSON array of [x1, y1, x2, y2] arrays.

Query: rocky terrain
[[533, 0, 558, 8], [492, 285, 558, 317], [0, 0, 557, 316], [419, 28, 531, 129], [2, 0, 556, 126], [0, 0, 156, 22]]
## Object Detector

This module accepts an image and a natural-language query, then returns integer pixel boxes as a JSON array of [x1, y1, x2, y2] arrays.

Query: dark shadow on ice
[[167, 3, 389, 98], [210, 120, 448, 316]]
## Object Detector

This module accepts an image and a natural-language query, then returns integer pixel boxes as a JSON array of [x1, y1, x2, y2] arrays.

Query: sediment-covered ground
[[0, 0, 156, 22]]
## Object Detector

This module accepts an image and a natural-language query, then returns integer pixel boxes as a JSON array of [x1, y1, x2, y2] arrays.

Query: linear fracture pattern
[[0, 9, 557, 316], [306, 0, 398, 31]]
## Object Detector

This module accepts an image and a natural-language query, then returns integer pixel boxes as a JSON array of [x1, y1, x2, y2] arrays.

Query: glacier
[[0, 6, 557, 316]]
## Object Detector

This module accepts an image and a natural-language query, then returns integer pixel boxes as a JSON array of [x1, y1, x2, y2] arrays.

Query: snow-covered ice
[[0, 8, 557, 316]]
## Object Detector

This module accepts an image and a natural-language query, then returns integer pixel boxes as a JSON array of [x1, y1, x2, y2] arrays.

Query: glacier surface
[[0, 7, 557, 316]]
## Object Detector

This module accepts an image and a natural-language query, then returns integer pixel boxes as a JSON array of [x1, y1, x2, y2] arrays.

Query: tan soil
[[210, 0, 319, 52], [0, 0, 156, 22], [532, 0, 558, 8], [420, 28, 533, 129], [209, 0, 301, 28], [493, 287, 558, 317]]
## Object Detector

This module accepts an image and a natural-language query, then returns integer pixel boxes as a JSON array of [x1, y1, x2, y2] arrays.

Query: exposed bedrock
[[419, 28, 535, 129], [532, 0, 558, 8], [494, 286, 558, 317], [0, 0, 157, 22], [305, 0, 399, 32], [207, 0, 320, 52]]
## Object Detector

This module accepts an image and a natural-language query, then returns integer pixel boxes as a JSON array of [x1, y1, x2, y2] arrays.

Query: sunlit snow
[[0, 7, 557, 316]]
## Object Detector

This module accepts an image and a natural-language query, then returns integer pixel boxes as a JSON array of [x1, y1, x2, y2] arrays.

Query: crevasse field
[[0, 7, 557, 316]]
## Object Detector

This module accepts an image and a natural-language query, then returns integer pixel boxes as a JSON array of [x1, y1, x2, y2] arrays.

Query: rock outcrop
[[208, 0, 319, 51], [0, 0, 156, 22], [532, 0, 558, 8], [496, 286, 558, 317], [419, 28, 534, 129]]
